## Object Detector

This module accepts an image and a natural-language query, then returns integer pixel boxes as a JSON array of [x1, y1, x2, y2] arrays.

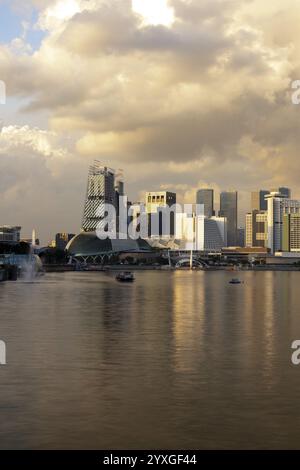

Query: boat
[[229, 278, 243, 284], [116, 271, 135, 282]]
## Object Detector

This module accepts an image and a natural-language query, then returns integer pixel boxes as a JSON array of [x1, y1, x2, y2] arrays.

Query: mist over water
[[0, 271, 299, 449]]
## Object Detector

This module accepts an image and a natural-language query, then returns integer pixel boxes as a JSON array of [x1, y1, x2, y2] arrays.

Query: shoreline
[[43, 264, 300, 273]]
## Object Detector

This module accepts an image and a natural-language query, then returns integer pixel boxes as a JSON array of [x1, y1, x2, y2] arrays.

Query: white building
[[196, 216, 227, 251], [175, 211, 195, 250], [175, 212, 227, 251], [266, 192, 300, 253]]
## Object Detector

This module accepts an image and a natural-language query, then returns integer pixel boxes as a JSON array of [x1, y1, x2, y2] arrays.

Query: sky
[[0, 0, 300, 243]]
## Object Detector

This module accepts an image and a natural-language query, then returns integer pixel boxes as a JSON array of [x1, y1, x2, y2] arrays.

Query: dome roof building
[[66, 232, 153, 263]]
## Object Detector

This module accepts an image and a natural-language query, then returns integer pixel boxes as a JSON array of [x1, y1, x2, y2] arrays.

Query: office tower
[[266, 192, 300, 253], [196, 189, 214, 217], [282, 214, 300, 252], [237, 227, 245, 247], [145, 191, 176, 237], [251, 190, 269, 211], [146, 191, 176, 212], [219, 191, 238, 246], [278, 187, 291, 199], [245, 213, 252, 247], [270, 187, 291, 199], [175, 212, 226, 251], [266, 192, 283, 253], [55, 233, 75, 251], [82, 161, 116, 232], [245, 211, 268, 247], [196, 216, 227, 251]]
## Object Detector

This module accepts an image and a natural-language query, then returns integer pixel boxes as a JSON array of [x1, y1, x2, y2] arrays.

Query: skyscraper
[[145, 191, 176, 237], [266, 192, 300, 253], [282, 214, 300, 252], [82, 161, 116, 232], [245, 211, 267, 247], [196, 189, 214, 217], [219, 191, 238, 246], [237, 227, 245, 247], [251, 190, 269, 211], [278, 187, 291, 199], [270, 187, 291, 199], [196, 216, 227, 251], [146, 191, 176, 213]]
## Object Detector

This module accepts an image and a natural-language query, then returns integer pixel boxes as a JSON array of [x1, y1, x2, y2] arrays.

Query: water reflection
[[0, 271, 300, 448]]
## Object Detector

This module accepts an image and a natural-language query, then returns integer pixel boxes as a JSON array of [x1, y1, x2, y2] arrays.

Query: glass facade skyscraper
[[196, 189, 214, 217], [251, 190, 269, 211], [278, 187, 291, 199], [219, 191, 238, 246], [82, 161, 116, 232]]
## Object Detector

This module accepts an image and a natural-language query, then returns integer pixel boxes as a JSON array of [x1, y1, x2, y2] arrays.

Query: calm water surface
[[0, 270, 300, 449]]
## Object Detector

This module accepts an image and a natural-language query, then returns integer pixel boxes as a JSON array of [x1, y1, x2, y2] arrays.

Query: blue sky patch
[[0, 2, 45, 50]]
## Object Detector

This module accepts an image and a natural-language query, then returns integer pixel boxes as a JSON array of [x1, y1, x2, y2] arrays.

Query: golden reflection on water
[[1, 271, 300, 449], [172, 271, 205, 373]]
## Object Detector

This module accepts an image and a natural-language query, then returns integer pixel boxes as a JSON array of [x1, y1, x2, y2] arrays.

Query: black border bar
[[0, 450, 297, 466]]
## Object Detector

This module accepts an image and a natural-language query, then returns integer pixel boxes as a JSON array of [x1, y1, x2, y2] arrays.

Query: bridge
[[174, 256, 209, 269]]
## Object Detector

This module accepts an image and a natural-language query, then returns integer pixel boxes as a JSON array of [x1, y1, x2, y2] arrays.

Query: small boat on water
[[229, 278, 243, 285], [116, 271, 135, 282]]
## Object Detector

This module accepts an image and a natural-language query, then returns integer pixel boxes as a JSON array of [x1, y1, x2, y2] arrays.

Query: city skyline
[[4, 161, 296, 246]]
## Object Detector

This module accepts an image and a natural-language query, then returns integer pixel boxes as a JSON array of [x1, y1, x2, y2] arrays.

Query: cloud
[[0, 125, 86, 240]]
